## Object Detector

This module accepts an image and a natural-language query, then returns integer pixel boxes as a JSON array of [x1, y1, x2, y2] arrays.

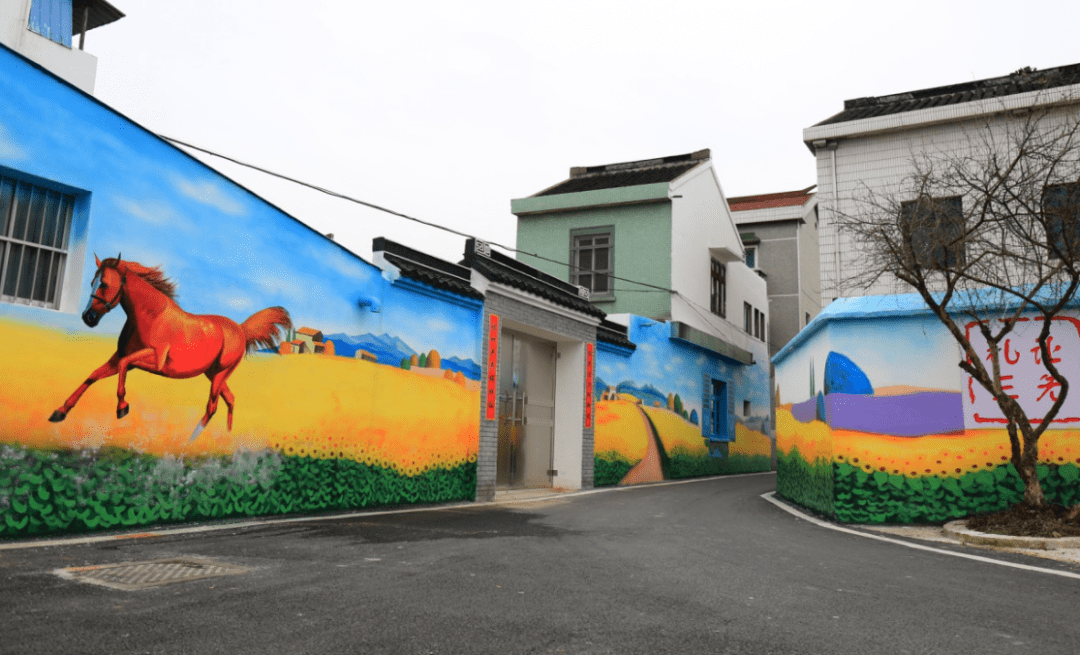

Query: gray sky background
[[87, 0, 1080, 265]]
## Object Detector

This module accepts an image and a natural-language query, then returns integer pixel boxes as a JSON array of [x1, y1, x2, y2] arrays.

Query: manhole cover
[[56, 557, 250, 590]]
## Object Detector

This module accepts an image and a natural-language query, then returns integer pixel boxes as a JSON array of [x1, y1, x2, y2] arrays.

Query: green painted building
[[512, 149, 768, 361]]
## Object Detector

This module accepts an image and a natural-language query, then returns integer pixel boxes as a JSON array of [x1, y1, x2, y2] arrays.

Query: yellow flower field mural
[[777, 406, 1080, 523], [1, 319, 478, 474]]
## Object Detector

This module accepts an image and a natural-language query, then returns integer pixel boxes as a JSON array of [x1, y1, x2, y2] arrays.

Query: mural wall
[[774, 299, 1080, 523], [0, 46, 482, 537], [593, 315, 773, 486]]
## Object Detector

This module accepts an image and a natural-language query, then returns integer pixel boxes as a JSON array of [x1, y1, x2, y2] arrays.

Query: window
[[743, 400, 751, 417], [743, 302, 752, 333], [0, 174, 75, 309], [1043, 183, 1080, 258], [899, 196, 964, 269], [710, 258, 726, 317], [805, 312, 811, 326], [745, 246, 757, 269], [28, 0, 73, 47], [570, 228, 613, 299], [754, 308, 764, 340]]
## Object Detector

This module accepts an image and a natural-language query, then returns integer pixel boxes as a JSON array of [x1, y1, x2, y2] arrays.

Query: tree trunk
[[1020, 429, 1047, 508]]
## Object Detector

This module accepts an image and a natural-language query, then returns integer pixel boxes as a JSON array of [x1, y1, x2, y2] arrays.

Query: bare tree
[[836, 101, 1080, 509]]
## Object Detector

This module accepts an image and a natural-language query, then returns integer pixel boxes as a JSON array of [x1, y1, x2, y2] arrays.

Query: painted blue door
[[711, 379, 728, 441]]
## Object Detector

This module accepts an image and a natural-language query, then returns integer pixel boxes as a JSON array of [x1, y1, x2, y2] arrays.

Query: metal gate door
[[496, 331, 556, 488]]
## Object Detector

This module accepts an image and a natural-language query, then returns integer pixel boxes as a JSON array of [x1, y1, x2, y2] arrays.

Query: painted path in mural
[[620, 405, 664, 484]]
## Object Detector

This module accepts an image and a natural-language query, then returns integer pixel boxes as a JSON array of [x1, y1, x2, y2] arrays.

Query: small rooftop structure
[[728, 186, 816, 213], [533, 149, 711, 197]]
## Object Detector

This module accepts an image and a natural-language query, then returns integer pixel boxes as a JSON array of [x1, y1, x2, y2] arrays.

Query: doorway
[[496, 330, 556, 488]]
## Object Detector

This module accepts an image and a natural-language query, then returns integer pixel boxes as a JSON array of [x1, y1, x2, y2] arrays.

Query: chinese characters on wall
[[963, 316, 1080, 426]]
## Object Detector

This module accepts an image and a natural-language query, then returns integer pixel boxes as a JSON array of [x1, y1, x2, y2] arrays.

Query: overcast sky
[[86, 0, 1080, 264]]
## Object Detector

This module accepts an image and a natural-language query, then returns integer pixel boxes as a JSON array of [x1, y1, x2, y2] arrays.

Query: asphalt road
[[2, 473, 1079, 654]]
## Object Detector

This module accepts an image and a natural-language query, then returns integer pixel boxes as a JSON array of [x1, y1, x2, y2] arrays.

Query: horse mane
[[100, 257, 178, 299]]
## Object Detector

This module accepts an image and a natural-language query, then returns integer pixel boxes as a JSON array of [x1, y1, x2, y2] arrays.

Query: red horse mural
[[49, 255, 292, 441]]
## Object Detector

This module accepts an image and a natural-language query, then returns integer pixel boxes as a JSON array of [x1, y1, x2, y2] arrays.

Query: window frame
[[744, 245, 757, 270], [569, 226, 615, 301], [1042, 182, 1080, 259], [899, 195, 965, 270], [743, 302, 752, 334], [28, 0, 74, 48], [710, 258, 726, 318], [0, 172, 76, 310]]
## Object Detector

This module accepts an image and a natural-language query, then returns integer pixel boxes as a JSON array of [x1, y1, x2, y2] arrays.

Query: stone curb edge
[[943, 520, 1080, 550]]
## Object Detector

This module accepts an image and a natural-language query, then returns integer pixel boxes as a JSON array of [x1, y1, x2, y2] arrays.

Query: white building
[[0, 0, 123, 94], [803, 64, 1080, 301], [729, 186, 821, 355]]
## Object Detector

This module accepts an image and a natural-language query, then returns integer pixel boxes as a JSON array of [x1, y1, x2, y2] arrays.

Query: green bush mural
[[833, 461, 1080, 524], [776, 447, 834, 517], [0, 443, 476, 537]]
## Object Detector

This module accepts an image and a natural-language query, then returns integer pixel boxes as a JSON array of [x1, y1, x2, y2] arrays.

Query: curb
[[943, 520, 1080, 550]]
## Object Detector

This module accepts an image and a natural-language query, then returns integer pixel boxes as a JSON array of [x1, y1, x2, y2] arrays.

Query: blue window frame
[[710, 379, 728, 441], [28, 0, 73, 47]]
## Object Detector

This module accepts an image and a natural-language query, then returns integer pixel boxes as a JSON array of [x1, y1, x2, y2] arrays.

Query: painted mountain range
[[323, 332, 481, 380]]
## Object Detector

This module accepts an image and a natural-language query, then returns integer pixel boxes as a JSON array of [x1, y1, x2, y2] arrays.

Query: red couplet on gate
[[485, 314, 500, 420], [585, 342, 595, 428]]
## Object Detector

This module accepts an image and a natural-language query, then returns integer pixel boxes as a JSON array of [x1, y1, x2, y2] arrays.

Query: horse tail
[[241, 306, 292, 354]]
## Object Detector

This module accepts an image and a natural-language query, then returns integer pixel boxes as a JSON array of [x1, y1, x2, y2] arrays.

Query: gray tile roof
[[372, 237, 483, 300], [597, 320, 635, 350], [534, 149, 709, 197], [814, 64, 1080, 127], [462, 239, 606, 319]]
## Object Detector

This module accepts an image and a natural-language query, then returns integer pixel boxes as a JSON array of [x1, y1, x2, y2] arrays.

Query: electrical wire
[[162, 134, 672, 293], [161, 134, 760, 342]]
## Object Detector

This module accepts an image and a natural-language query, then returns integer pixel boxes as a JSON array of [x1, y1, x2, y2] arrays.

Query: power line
[[163, 133, 764, 347], [164, 134, 763, 343], [161, 134, 674, 294]]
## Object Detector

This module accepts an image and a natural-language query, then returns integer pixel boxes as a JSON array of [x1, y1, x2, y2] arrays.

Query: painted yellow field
[[642, 406, 708, 456], [777, 407, 1080, 477], [0, 318, 479, 474], [731, 424, 773, 458], [594, 399, 648, 461], [777, 407, 833, 464]]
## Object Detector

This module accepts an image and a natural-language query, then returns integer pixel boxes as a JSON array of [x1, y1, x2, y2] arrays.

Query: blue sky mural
[[597, 315, 771, 421], [0, 47, 480, 365]]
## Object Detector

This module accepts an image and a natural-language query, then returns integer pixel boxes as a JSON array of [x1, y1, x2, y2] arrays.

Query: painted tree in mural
[[836, 103, 1080, 510]]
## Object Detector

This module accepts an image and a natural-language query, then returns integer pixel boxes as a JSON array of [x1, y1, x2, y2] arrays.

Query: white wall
[[809, 88, 1080, 300], [0, 0, 98, 94], [668, 162, 769, 363], [553, 340, 584, 490]]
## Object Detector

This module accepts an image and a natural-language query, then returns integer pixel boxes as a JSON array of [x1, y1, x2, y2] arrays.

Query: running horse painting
[[49, 255, 292, 441]]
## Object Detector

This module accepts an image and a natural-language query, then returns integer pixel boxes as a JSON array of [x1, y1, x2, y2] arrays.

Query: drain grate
[[56, 557, 250, 590]]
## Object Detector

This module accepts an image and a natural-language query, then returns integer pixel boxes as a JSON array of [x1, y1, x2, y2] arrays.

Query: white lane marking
[[761, 492, 1080, 581], [0, 472, 777, 551]]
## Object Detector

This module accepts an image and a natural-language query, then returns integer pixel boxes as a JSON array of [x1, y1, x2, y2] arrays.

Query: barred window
[[0, 175, 75, 309]]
